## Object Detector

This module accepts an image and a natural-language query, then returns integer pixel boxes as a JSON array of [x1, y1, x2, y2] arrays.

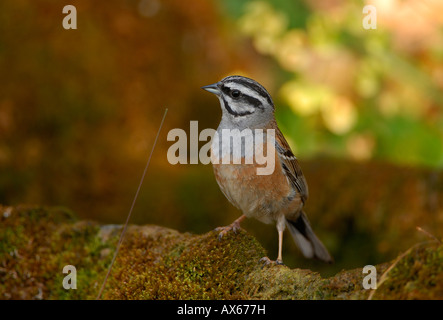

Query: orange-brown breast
[[212, 147, 303, 224]]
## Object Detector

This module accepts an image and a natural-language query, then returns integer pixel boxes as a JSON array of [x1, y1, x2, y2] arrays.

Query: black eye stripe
[[221, 85, 231, 95], [241, 94, 263, 110], [244, 82, 273, 105], [223, 80, 273, 106], [221, 86, 266, 109], [224, 91, 262, 110]]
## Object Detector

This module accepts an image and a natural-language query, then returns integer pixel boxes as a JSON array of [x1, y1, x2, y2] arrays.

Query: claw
[[215, 220, 243, 241], [215, 227, 229, 241], [260, 256, 285, 267], [259, 257, 272, 266]]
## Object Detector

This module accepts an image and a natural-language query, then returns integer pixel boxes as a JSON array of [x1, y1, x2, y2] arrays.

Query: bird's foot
[[215, 221, 243, 241], [259, 256, 284, 267]]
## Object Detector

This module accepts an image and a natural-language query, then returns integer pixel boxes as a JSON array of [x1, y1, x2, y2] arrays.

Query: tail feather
[[286, 211, 333, 263]]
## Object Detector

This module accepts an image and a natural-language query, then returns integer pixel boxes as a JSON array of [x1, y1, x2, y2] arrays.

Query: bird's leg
[[260, 229, 285, 266], [276, 229, 284, 264], [216, 215, 246, 240]]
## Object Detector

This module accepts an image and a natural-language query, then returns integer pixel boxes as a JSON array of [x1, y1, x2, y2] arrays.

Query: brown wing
[[275, 128, 309, 204]]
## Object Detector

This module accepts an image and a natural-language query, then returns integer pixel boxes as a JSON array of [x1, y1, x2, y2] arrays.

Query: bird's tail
[[286, 211, 333, 263]]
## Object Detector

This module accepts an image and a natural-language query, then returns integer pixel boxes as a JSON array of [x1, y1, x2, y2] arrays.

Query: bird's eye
[[231, 90, 241, 98]]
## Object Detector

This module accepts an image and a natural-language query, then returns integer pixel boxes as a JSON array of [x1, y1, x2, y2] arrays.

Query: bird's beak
[[201, 82, 221, 96]]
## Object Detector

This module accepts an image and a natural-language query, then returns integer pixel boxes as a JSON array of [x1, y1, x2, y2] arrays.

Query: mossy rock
[[1, 205, 442, 299]]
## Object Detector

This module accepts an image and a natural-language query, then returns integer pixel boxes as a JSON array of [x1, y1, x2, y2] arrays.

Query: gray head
[[202, 75, 275, 129]]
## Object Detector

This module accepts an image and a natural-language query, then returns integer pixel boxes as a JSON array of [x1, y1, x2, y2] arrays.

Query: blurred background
[[1, 0, 442, 275]]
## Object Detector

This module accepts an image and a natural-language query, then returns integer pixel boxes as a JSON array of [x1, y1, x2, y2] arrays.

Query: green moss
[[47, 221, 116, 300], [104, 227, 266, 299], [321, 263, 390, 300], [0, 205, 115, 300], [371, 243, 443, 299], [244, 266, 325, 299], [2, 205, 443, 300]]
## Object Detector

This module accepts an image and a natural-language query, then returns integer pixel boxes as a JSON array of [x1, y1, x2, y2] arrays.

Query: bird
[[202, 75, 333, 265]]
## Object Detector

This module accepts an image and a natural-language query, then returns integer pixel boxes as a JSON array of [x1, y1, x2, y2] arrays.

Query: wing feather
[[274, 128, 309, 203]]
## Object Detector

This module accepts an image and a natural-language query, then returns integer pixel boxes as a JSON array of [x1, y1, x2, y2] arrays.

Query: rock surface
[[1, 205, 442, 300]]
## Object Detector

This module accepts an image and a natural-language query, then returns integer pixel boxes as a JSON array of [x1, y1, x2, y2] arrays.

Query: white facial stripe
[[224, 83, 269, 106]]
